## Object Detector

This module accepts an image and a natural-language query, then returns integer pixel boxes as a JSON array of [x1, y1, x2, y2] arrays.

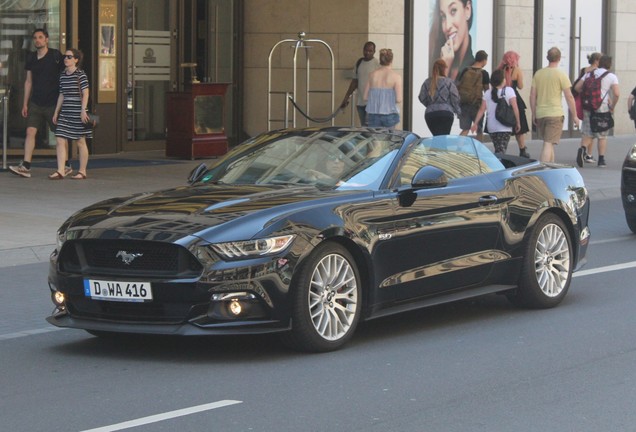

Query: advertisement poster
[[412, 0, 494, 136]]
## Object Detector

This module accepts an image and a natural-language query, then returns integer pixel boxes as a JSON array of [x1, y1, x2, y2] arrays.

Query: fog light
[[52, 291, 66, 307], [627, 194, 635, 203], [229, 299, 242, 316]]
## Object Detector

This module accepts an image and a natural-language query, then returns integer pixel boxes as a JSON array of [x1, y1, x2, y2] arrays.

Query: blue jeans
[[366, 113, 400, 128]]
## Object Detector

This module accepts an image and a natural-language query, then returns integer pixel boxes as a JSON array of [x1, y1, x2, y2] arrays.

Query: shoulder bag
[[495, 88, 516, 127], [589, 110, 613, 133], [76, 76, 99, 129]]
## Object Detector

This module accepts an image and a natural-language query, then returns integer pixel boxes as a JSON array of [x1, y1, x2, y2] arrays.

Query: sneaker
[[598, 157, 606, 168], [64, 166, 73, 177], [519, 148, 531, 158], [576, 147, 584, 168], [584, 155, 596, 164], [8, 162, 31, 178]]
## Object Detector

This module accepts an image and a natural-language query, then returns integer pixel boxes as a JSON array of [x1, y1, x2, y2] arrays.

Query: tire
[[508, 214, 573, 309], [626, 214, 636, 234], [281, 242, 362, 352]]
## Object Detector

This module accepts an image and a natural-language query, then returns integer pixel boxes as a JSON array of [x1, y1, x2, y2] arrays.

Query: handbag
[[495, 88, 516, 127], [76, 75, 98, 129], [589, 111, 614, 133]]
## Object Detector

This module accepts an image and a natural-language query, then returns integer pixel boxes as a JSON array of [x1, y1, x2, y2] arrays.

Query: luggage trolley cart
[[1, 87, 9, 171], [267, 32, 335, 131]]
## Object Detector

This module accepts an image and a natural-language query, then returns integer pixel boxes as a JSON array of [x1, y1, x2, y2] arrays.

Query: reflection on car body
[[47, 127, 591, 352]]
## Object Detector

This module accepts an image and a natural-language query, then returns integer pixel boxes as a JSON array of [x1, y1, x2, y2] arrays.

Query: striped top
[[55, 69, 92, 139]]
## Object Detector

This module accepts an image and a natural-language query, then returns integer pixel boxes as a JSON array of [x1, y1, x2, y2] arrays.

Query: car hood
[[61, 184, 366, 243]]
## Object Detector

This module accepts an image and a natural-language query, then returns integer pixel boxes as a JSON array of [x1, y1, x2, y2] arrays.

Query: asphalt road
[[2, 191, 636, 431]]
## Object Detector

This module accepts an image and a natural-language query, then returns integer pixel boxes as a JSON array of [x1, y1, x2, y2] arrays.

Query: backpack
[[457, 67, 484, 106], [581, 70, 610, 111]]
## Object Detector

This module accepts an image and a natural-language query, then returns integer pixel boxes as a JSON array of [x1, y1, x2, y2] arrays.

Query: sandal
[[48, 171, 65, 180], [71, 172, 87, 180]]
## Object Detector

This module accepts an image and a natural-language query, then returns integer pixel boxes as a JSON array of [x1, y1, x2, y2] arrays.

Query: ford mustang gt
[[47, 128, 590, 352], [621, 142, 636, 233]]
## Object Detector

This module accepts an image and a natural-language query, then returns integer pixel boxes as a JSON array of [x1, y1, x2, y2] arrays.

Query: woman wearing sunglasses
[[51, 49, 91, 179]]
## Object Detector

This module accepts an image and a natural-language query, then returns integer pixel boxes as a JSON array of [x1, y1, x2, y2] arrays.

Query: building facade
[[1, 0, 634, 160]]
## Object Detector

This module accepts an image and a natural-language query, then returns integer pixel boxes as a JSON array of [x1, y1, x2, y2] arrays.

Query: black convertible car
[[48, 128, 590, 352]]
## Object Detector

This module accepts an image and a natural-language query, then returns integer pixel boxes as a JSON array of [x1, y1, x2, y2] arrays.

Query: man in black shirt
[[9, 28, 67, 178]]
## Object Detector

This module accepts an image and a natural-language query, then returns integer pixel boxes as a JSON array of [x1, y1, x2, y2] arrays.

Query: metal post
[[1, 87, 9, 171]]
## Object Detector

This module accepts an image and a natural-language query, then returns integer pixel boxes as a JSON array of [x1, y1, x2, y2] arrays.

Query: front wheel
[[281, 242, 361, 352], [625, 213, 636, 234], [508, 214, 573, 308]]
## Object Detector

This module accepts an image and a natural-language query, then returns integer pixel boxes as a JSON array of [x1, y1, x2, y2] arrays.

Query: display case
[[166, 83, 230, 159]]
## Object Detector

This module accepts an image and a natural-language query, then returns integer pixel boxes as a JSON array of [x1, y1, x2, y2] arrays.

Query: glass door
[[125, 0, 174, 145], [0, 0, 64, 158]]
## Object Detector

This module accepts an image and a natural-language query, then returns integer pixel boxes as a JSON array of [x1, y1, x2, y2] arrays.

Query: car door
[[375, 136, 506, 302]]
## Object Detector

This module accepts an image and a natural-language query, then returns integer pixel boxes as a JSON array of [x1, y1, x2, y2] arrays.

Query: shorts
[[26, 102, 56, 131], [459, 103, 482, 132], [537, 116, 564, 144], [581, 110, 610, 138], [366, 113, 400, 129]]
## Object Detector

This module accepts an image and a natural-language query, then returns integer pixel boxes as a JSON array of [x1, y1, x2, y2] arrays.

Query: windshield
[[199, 130, 403, 190]]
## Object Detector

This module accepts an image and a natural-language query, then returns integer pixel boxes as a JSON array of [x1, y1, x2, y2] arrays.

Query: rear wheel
[[281, 242, 361, 352], [508, 214, 573, 308]]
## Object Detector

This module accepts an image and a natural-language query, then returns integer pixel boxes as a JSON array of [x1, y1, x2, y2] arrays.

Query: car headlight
[[210, 234, 295, 259], [628, 144, 636, 161]]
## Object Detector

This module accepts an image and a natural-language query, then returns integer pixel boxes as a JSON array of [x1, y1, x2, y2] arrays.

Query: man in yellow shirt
[[530, 47, 580, 162]]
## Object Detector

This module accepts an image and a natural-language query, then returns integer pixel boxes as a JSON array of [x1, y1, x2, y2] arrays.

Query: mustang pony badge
[[116, 250, 143, 265]]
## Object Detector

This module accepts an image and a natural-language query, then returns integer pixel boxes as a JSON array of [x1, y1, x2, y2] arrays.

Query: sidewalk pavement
[[1, 135, 633, 268]]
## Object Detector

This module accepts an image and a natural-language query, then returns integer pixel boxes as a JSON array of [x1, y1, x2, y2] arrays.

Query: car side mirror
[[188, 163, 208, 184], [411, 165, 448, 189]]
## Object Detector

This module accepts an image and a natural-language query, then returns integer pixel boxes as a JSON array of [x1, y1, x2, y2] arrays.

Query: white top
[[583, 68, 619, 113], [354, 58, 380, 106], [483, 86, 516, 133]]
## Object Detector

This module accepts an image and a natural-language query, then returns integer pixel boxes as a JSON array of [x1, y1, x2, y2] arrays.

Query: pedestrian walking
[[9, 28, 68, 178], [340, 41, 380, 126], [363, 48, 402, 130], [572, 55, 619, 167], [471, 69, 520, 154], [497, 51, 530, 158], [457, 50, 490, 142], [573, 52, 602, 166], [418, 58, 461, 135], [530, 47, 579, 163], [628, 85, 636, 129], [51, 48, 91, 179]]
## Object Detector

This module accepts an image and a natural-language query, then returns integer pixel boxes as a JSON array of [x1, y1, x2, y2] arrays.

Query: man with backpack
[[340, 41, 380, 127], [572, 55, 619, 167], [457, 50, 490, 141], [530, 47, 580, 163]]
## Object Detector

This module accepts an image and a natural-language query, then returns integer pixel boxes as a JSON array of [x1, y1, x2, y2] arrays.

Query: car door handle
[[479, 195, 498, 206]]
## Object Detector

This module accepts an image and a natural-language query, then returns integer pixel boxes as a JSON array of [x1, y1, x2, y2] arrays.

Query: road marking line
[[0, 326, 66, 340], [574, 261, 636, 277], [79, 400, 243, 432]]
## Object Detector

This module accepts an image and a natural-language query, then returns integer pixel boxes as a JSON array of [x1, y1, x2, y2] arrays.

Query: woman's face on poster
[[439, 0, 472, 52]]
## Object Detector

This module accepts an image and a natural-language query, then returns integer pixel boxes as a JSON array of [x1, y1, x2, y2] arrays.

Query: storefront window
[[0, 0, 61, 154]]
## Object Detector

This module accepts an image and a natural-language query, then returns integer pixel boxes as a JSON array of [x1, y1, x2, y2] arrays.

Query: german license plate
[[84, 279, 153, 302]]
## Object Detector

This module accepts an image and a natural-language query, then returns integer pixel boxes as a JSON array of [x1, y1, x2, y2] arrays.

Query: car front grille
[[59, 239, 203, 278]]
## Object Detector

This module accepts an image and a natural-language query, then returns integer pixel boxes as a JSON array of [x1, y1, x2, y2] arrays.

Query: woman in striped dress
[[51, 48, 91, 179]]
